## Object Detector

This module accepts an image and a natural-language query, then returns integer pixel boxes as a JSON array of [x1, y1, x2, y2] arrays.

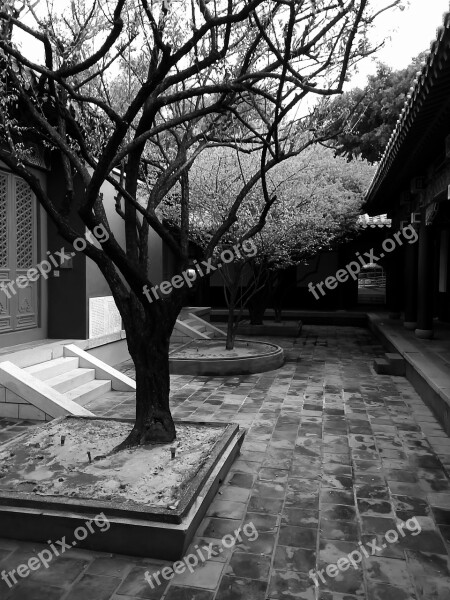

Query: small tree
[[167, 146, 374, 349], [0, 0, 403, 447], [244, 147, 376, 323]]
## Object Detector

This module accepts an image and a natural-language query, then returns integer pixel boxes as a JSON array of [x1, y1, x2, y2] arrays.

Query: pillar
[[385, 219, 403, 319], [415, 216, 434, 339], [403, 228, 419, 330], [438, 230, 450, 321]]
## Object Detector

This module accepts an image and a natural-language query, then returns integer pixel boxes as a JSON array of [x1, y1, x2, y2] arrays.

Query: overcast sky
[[17, 1, 450, 90], [350, 0, 450, 87]]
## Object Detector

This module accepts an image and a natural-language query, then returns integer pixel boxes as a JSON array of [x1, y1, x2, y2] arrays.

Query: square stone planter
[[0, 417, 245, 560]]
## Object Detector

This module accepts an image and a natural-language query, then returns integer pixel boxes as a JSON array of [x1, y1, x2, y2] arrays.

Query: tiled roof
[[357, 214, 392, 228], [365, 6, 450, 211]]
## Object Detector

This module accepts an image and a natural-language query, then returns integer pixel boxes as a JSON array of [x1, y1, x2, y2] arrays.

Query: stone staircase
[[172, 308, 226, 344], [0, 307, 224, 420], [0, 344, 135, 421], [24, 356, 112, 407]]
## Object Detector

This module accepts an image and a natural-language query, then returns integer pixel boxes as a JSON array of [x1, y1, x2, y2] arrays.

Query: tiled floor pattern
[[1, 326, 450, 599]]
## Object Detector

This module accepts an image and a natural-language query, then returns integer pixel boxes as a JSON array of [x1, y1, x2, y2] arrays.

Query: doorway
[[0, 170, 39, 333], [357, 262, 386, 305]]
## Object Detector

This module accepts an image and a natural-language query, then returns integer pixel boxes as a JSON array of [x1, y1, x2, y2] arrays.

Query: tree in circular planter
[[166, 145, 374, 349]]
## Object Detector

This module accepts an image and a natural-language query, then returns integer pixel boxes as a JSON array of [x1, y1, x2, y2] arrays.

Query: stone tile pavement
[[1, 325, 450, 599]]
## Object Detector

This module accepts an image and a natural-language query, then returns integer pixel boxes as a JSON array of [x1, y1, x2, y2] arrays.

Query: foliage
[[162, 145, 374, 346], [164, 145, 375, 263], [324, 53, 428, 163]]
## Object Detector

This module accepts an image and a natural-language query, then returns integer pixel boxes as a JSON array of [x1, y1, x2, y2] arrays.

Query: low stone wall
[[0, 384, 51, 421], [169, 340, 284, 376]]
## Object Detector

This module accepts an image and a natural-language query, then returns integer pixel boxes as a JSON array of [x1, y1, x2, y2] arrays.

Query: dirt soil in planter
[[0, 419, 223, 509], [172, 339, 275, 359]]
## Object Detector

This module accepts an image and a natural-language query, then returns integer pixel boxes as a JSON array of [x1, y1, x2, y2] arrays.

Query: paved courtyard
[[1, 325, 450, 600]]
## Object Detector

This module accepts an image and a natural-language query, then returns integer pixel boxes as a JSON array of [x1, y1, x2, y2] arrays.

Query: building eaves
[[364, 8, 450, 213]]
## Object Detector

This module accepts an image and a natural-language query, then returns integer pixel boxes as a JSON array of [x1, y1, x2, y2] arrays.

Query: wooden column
[[415, 215, 434, 339], [438, 229, 450, 321], [385, 219, 403, 319], [404, 227, 419, 330]]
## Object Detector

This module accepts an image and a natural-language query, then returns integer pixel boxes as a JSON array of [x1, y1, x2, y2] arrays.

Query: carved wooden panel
[[15, 178, 34, 269], [13, 176, 37, 330], [0, 173, 8, 269], [0, 172, 12, 333], [0, 171, 38, 334]]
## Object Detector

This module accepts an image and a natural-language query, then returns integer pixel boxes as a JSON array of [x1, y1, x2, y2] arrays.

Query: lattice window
[[0, 173, 7, 269], [15, 178, 34, 269]]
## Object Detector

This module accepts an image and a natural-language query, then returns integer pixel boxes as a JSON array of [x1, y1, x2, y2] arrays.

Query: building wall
[[46, 159, 87, 339], [43, 165, 168, 341], [207, 252, 344, 310], [208, 262, 253, 308], [206, 229, 389, 312], [84, 175, 165, 291], [85, 172, 165, 335]]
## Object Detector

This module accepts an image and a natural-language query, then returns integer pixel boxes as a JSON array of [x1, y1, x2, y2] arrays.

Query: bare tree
[[0, 0, 403, 448]]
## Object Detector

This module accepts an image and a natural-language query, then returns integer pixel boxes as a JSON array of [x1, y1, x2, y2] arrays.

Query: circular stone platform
[[169, 339, 284, 375]]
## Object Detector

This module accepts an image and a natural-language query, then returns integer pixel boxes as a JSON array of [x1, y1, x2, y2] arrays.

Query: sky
[[15, 1, 450, 91], [350, 0, 450, 87]]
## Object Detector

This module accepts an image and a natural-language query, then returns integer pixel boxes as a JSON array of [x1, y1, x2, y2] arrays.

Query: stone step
[[24, 357, 80, 381], [46, 368, 96, 393], [373, 354, 406, 376], [385, 352, 406, 376], [63, 345, 136, 392], [65, 379, 111, 406], [0, 361, 94, 419], [360, 296, 385, 304], [373, 358, 390, 375], [183, 319, 207, 332]]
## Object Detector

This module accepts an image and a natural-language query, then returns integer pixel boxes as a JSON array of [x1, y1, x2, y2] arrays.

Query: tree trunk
[[226, 302, 237, 350], [248, 301, 267, 325], [116, 304, 177, 450], [248, 275, 273, 324]]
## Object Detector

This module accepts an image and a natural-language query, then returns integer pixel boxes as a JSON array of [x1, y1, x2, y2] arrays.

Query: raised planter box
[[169, 339, 284, 375], [210, 309, 369, 327], [0, 417, 244, 560], [236, 321, 302, 337]]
